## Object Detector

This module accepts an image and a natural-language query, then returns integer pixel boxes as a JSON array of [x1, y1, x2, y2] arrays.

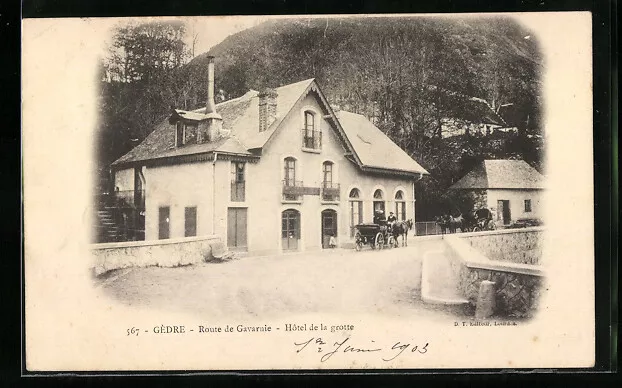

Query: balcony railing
[[321, 182, 340, 201], [301, 129, 322, 150], [282, 179, 304, 202], [231, 181, 245, 202], [96, 189, 145, 210]]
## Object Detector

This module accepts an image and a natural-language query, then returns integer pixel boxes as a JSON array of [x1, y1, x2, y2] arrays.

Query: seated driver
[[387, 211, 397, 227]]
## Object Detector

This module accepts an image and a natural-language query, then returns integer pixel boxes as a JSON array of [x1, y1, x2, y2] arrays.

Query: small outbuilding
[[448, 159, 545, 226]]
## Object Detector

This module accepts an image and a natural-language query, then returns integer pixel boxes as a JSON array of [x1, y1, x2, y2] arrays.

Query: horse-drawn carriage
[[353, 223, 395, 251], [472, 208, 496, 232]]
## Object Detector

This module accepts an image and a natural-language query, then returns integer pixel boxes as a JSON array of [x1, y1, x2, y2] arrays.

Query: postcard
[[23, 12, 595, 371]]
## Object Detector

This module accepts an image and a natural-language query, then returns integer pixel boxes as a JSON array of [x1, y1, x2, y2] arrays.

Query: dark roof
[[432, 86, 507, 127], [449, 160, 544, 190], [112, 79, 428, 176]]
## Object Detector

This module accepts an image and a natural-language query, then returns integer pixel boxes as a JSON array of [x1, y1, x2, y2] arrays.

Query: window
[[302, 111, 321, 149], [283, 157, 300, 201], [284, 157, 296, 185], [158, 206, 170, 239], [349, 188, 363, 237], [175, 122, 198, 146], [322, 162, 333, 187], [185, 207, 197, 237], [395, 190, 406, 220], [230, 162, 245, 202], [373, 189, 385, 219], [524, 199, 532, 213], [321, 161, 339, 201]]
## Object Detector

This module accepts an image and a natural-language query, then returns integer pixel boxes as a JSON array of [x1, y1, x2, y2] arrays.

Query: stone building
[[448, 159, 545, 226], [110, 57, 428, 255]]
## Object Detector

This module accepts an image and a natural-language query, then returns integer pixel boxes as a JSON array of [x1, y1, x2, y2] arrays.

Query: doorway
[[321, 209, 337, 248], [227, 208, 248, 249], [281, 209, 300, 251], [497, 200, 511, 225]]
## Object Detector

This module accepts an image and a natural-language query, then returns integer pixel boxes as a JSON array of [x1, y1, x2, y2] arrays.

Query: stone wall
[[460, 227, 543, 265], [90, 235, 222, 276], [444, 228, 545, 319]]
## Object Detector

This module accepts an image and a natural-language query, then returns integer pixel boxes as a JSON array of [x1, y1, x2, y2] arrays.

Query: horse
[[449, 213, 476, 233], [391, 219, 413, 247]]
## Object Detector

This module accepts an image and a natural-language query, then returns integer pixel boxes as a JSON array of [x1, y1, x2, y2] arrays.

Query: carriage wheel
[[473, 226, 481, 232], [374, 233, 384, 250], [387, 235, 395, 248], [354, 232, 363, 251]]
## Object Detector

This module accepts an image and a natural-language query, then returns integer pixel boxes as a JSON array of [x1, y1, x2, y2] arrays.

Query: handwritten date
[[294, 337, 428, 362]]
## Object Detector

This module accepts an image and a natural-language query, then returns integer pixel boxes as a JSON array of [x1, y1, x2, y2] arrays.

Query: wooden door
[[158, 206, 170, 239], [227, 208, 247, 249], [497, 200, 511, 225], [321, 209, 337, 248], [281, 209, 300, 251]]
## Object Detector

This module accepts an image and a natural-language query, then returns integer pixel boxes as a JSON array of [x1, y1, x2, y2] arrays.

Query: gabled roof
[[338, 111, 428, 175], [113, 80, 314, 167], [449, 160, 545, 190], [112, 78, 428, 177]]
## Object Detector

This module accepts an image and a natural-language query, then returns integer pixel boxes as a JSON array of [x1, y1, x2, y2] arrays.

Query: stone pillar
[[475, 280, 496, 319]]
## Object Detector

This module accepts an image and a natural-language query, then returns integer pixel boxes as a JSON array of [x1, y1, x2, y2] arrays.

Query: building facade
[[111, 57, 428, 255], [448, 159, 545, 226]]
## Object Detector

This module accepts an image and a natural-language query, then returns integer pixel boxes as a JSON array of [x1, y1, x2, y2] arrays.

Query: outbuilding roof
[[449, 159, 545, 190]]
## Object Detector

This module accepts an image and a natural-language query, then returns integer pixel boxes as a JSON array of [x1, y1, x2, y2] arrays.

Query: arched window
[[322, 161, 333, 187], [349, 188, 362, 237], [395, 190, 406, 221], [373, 189, 385, 219], [322, 161, 337, 201], [284, 157, 296, 185], [283, 157, 299, 201], [302, 111, 321, 149]]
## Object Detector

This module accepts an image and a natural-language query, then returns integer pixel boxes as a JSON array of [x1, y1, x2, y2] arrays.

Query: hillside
[[98, 16, 545, 219]]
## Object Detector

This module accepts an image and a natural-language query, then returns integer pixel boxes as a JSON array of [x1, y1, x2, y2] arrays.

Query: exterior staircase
[[95, 207, 119, 243]]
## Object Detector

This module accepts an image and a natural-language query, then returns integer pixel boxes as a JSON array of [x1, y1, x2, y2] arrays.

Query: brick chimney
[[201, 56, 223, 142], [258, 88, 278, 132]]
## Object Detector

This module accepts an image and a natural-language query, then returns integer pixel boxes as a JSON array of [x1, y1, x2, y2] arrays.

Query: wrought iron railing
[[93, 190, 145, 243], [321, 182, 340, 201], [414, 221, 442, 236], [231, 181, 245, 202], [301, 129, 322, 150], [96, 189, 145, 209], [282, 179, 304, 201]]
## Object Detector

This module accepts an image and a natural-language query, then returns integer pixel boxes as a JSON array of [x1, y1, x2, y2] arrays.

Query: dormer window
[[176, 122, 198, 147], [302, 111, 321, 150]]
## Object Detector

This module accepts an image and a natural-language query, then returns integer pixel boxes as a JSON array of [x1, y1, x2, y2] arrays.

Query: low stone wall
[[445, 228, 545, 319], [90, 235, 223, 276], [460, 227, 544, 265]]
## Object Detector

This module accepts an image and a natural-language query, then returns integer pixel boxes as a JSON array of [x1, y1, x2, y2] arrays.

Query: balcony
[[301, 129, 322, 151], [282, 180, 304, 202], [321, 182, 340, 202], [231, 181, 245, 202]]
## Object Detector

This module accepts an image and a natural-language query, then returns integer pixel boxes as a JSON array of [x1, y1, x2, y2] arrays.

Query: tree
[[97, 20, 191, 181]]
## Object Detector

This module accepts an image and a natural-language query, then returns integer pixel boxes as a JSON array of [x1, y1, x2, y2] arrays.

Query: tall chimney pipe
[[206, 56, 217, 114]]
